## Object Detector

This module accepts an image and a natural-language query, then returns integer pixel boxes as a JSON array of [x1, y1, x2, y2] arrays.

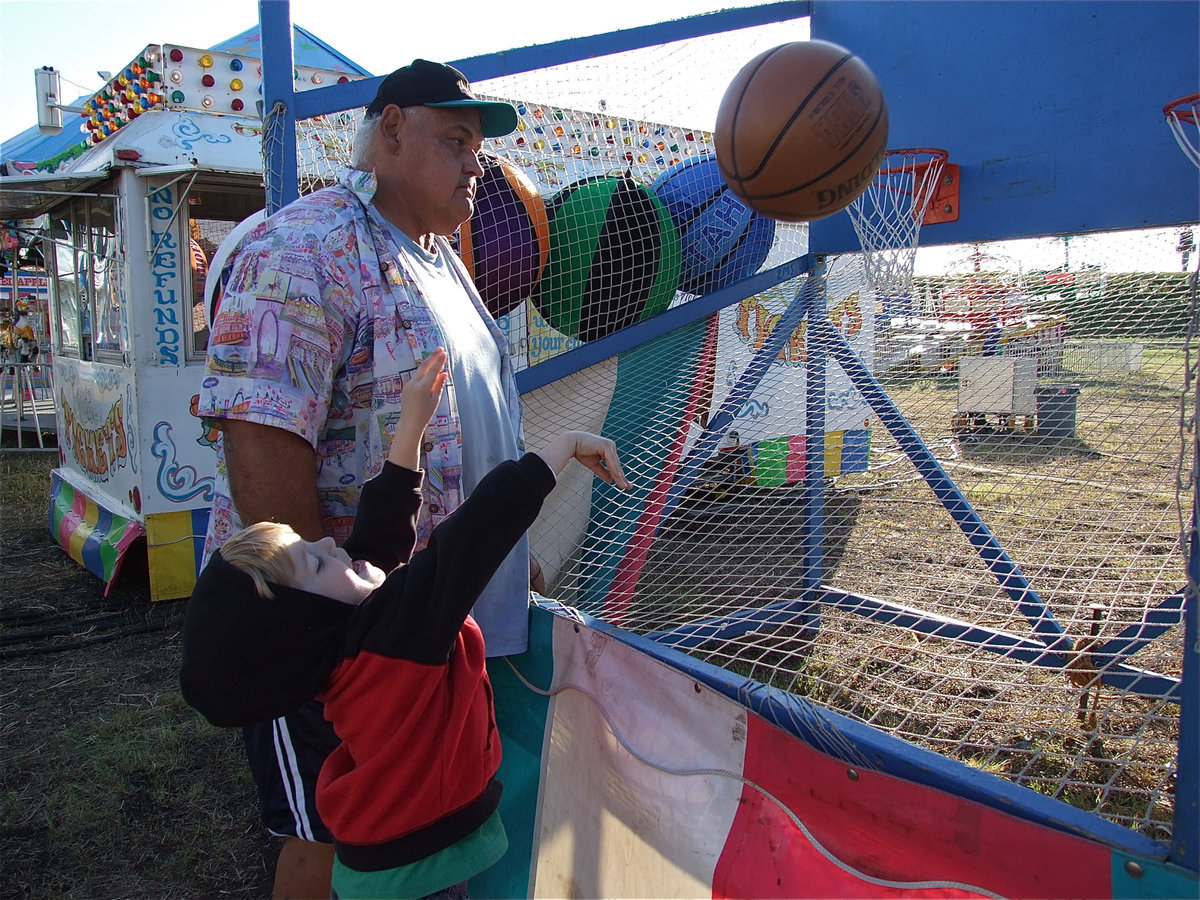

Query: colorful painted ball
[[651, 154, 775, 295], [457, 153, 550, 319], [536, 173, 681, 342]]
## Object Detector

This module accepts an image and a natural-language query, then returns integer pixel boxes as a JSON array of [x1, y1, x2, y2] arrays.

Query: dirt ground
[[1, 446, 276, 899]]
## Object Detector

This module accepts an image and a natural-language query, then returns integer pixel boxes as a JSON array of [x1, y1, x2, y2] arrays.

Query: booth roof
[[0, 23, 372, 176]]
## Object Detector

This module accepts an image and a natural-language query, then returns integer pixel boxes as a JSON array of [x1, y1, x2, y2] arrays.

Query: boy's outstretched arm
[[342, 350, 446, 570], [360, 431, 631, 663]]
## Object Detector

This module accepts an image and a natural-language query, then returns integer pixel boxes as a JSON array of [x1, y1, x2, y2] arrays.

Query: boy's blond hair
[[219, 521, 300, 599]]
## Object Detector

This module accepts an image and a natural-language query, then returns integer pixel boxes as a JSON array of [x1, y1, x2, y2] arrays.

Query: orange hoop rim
[[1164, 93, 1200, 123], [876, 147, 949, 179]]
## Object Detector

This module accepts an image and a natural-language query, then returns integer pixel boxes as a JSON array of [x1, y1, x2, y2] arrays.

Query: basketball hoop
[[1164, 94, 1200, 169], [847, 148, 951, 319]]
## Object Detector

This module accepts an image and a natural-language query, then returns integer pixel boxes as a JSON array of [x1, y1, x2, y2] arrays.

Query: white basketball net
[[847, 148, 948, 314], [1165, 94, 1200, 169]]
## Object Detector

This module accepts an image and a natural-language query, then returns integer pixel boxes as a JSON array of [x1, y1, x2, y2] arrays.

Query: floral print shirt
[[198, 168, 525, 644]]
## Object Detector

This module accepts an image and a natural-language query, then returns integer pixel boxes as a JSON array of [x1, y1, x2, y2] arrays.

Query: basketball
[[651, 154, 775, 296], [457, 153, 550, 319], [536, 173, 681, 342], [714, 40, 889, 222]]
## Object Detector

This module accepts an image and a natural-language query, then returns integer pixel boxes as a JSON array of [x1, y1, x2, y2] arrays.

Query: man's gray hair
[[351, 113, 382, 171]]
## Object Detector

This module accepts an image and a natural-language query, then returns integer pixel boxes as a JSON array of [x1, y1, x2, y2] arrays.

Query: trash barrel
[[1035, 384, 1080, 439]]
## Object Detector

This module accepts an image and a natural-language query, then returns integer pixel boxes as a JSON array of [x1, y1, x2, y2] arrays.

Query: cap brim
[[426, 99, 518, 138]]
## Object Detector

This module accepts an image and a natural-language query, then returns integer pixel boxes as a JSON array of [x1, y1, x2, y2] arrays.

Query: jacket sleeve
[[343, 452, 556, 663], [342, 462, 424, 571]]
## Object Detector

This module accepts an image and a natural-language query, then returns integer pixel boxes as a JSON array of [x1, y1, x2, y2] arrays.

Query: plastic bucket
[[1035, 384, 1080, 439]]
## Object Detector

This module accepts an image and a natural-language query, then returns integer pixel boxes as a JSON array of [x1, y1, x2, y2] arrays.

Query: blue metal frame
[[514, 257, 809, 393], [815, 315, 1072, 646], [660, 264, 823, 521], [259, 0, 296, 215], [258, 0, 1197, 873], [1176, 420, 1200, 867]]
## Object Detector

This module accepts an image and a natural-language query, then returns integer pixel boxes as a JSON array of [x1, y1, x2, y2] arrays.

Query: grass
[[0, 446, 275, 898]]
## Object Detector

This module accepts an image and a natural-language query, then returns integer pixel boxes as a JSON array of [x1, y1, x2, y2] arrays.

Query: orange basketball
[[714, 40, 889, 222]]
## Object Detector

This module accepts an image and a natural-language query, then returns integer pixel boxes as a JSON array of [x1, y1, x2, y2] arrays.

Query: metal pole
[[259, 0, 298, 213], [1173, 264, 1200, 871]]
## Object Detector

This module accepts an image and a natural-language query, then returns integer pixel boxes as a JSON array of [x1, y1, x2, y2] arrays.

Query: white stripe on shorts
[[272, 716, 315, 842]]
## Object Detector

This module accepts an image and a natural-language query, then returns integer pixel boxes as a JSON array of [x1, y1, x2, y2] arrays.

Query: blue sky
[[0, 0, 759, 144]]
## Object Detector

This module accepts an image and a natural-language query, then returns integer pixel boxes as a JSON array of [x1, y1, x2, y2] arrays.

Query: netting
[[1165, 94, 1200, 169], [282, 24, 1191, 841], [847, 148, 948, 320]]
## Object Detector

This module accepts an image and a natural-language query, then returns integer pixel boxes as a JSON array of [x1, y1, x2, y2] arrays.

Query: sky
[[0, 0, 767, 145], [0, 0, 1188, 271]]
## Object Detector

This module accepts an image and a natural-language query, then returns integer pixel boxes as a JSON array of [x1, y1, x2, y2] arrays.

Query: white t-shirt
[[385, 223, 530, 655]]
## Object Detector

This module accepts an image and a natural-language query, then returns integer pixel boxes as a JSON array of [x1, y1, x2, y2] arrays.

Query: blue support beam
[[515, 256, 809, 394], [656, 267, 823, 528], [259, 0, 298, 212], [1173, 442, 1200, 869], [808, 316, 1070, 650], [801, 264, 827, 593], [1096, 591, 1185, 661], [650, 588, 1181, 702]]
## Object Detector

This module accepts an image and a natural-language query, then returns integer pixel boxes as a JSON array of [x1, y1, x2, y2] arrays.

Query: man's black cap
[[365, 59, 518, 138]]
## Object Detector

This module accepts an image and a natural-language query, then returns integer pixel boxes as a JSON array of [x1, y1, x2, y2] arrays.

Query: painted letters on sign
[[148, 186, 182, 366]]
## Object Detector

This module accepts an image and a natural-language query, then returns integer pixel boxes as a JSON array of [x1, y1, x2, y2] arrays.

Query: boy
[[181, 349, 629, 898]]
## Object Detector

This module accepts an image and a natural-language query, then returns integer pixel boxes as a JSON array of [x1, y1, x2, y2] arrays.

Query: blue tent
[[1, 24, 371, 174]]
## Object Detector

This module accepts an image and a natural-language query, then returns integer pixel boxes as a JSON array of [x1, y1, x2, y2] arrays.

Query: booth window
[[184, 184, 264, 361], [47, 194, 122, 362]]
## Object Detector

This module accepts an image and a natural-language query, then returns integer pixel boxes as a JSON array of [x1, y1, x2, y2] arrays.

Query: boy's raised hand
[[537, 431, 632, 490], [403, 349, 448, 422], [389, 349, 448, 470]]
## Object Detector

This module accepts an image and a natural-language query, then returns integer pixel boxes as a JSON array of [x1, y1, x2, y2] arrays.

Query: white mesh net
[[847, 148, 948, 318], [277, 25, 1190, 842], [1165, 93, 1200, 170]]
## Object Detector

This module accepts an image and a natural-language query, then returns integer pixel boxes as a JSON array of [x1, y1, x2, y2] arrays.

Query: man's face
[[382, 104, 486, 238]]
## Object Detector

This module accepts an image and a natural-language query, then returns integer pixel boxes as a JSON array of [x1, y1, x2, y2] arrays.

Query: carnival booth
[[0, 34, 367, 599]]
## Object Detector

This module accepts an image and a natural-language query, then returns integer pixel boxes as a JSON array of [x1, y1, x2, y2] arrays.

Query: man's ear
[[379, 105, 406, 148]]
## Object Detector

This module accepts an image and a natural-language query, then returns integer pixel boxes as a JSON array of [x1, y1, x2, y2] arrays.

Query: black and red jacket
[[181, 452, 555, 868]]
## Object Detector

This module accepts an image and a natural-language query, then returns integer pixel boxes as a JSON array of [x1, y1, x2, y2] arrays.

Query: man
[[197, 60, 525, 899]]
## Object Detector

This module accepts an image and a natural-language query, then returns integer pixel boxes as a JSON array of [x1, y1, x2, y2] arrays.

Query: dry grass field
[[640, 346, 1187, 840], [0, 444, 275, 899]]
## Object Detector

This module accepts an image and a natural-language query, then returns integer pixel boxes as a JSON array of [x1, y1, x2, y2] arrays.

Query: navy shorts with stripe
[[243, 699, 339, 843]]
